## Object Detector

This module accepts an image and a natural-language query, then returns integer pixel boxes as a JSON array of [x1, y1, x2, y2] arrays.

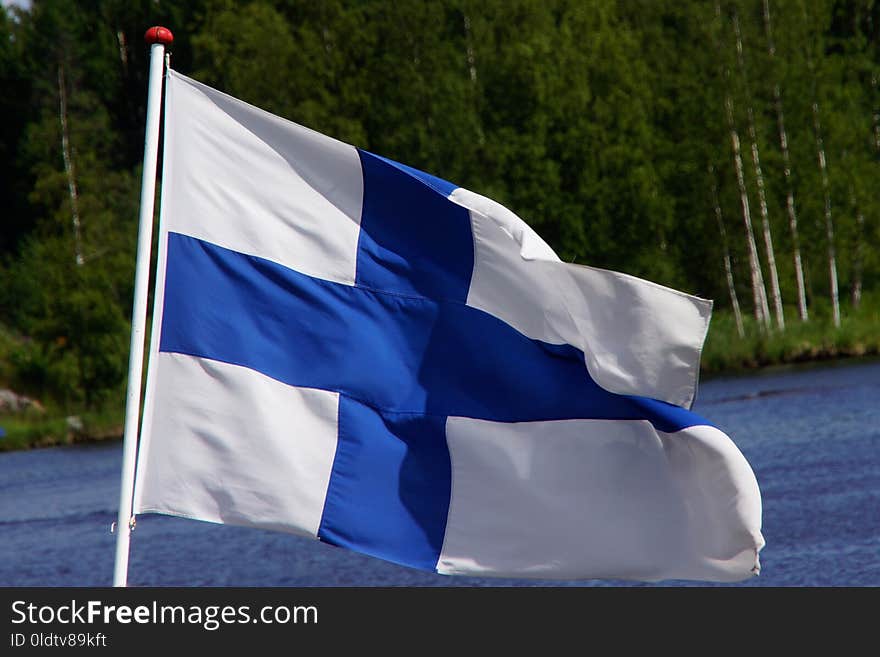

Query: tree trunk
[[799, 3, 841, 328], [463, 13, 477, 85], [811, 102, 841, 328], [115, 29, 128, 71], [763, 0, 808, 322], [726, 95, 770, 329], [772, 83, 809, 321], [873, 72, 880, 152], [850, 190, 864, 309], [733, 9, 784, 331], [709, 164, 745, 338], [714, 1, 769, 329], [58, 62, 84, 267], [461, 11, 485, 148]]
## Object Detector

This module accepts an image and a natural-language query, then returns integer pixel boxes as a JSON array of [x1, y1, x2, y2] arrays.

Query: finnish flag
[[133, 70, 764, 582]]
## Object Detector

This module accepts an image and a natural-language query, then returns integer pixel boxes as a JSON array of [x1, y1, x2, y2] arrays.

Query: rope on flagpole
[[112, 25, 173, 588]]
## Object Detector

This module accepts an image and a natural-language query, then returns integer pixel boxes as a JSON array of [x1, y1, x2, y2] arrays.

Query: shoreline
[[0, 424, 122, 453], [699, 346, 880, 381], [2, 352, 878, 454]]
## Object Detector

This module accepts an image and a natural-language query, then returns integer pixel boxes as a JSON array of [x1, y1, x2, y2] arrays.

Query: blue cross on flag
[[132, 70, 764, 582]]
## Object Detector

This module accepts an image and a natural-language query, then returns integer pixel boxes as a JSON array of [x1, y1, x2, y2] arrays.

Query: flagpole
[[112, 26, 173, 587]]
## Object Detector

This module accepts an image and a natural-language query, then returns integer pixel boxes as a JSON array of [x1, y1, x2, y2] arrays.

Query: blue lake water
[[1, 359, 878, 587]]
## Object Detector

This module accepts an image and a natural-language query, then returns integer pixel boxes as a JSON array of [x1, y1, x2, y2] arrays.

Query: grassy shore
[[1, 294, 877, 451], [0, 406, 122, 452], [702, 293, 880, 374]]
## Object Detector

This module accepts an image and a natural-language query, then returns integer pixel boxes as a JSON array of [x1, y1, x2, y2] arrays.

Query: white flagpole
[[113, 26, 174, 587]]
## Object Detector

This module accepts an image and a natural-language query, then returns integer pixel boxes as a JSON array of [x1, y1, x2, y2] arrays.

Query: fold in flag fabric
[[133, 70, 764, 582]]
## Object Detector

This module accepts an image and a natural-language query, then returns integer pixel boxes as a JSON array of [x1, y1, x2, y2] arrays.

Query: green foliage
[[2, 235, 131, 408], [1, 0, 880, 415]]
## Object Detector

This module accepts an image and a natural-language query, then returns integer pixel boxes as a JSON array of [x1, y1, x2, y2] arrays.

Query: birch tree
[[811, 100, 841, 328], [850, 186, 864, 309], [792, 1, 839, 327], [57, 62, 84, 267], [763, 0, 808, 321], [709, 163, 745, 338], [733, 7, 783, 330], [715, 1, 770, 329]]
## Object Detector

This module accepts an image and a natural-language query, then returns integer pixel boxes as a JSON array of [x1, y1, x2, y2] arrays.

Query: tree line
[[1, 0, 878, 407]]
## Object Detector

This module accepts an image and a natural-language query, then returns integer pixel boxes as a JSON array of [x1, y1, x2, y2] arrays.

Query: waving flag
[[132, 70, 763, 582]]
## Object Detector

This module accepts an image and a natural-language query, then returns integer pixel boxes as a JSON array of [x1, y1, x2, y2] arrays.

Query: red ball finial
[[144, 26, 174, 46]]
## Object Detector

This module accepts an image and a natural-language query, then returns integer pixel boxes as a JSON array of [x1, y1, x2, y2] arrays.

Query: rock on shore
[[0, 389, 44, 414]]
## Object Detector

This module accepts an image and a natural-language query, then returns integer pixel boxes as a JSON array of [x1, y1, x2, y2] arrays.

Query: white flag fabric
[[133, 70, 763, 582]]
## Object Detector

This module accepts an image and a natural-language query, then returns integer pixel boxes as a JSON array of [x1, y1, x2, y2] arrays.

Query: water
[[1, 360, 878, 587]]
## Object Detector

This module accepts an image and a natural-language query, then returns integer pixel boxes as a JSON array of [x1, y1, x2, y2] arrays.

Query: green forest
[[1, 0, 879, 445]]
